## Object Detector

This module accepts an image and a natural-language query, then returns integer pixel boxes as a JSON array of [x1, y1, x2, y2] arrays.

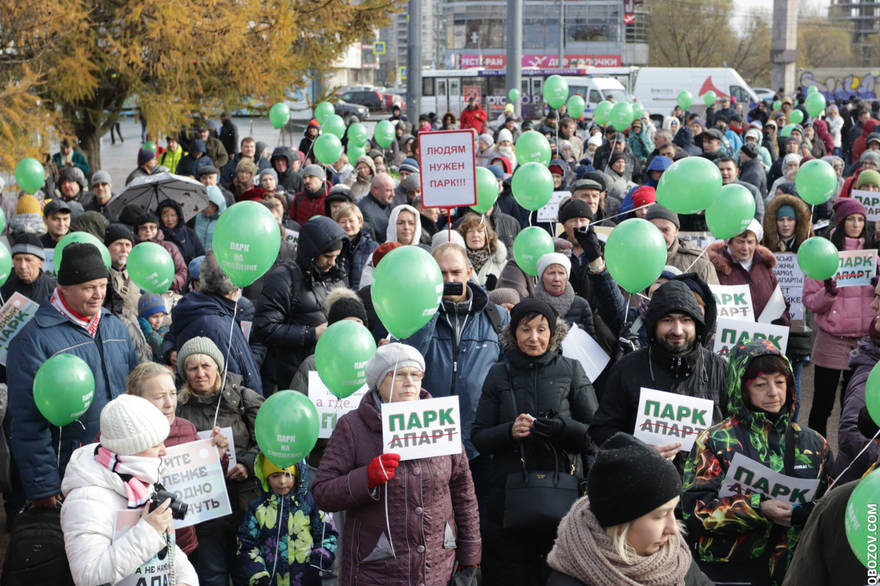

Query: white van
[[631, 68, 759, 116], [560, 76, 631, 119]]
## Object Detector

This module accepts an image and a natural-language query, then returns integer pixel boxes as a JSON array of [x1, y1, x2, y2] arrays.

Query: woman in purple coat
[[311, 343, 481, 586]]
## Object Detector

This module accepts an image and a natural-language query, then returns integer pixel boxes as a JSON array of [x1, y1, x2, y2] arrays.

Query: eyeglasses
[[394, 370, 424, 381]]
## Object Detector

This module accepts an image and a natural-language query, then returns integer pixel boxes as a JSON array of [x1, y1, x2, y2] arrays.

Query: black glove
[[532, 415, 566, 438], [575, 226, 602, 263], [771, 318, 786, 326], [823, 279, 838, 296], [790, 501, 815, 527], [254, 576, 272, 586]]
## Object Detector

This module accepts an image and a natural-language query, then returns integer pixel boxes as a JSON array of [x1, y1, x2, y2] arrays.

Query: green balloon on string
[[322, 114, 346, 139], [508, 88, 521, 103], [632, 102, 645, 120], [15, 158, 45, 194], [514, 131, 551, 166], [705, 184, 756, 240], [703, 91, 717, 107], [347, 122, 369, 146], [656, 157, 722, 214], [127, 242, 174, 294], [566, 95, 586, 119], [0, 244, 11, 287], [373, 120, 395, 149], [677, 90, 692, 111], [268, 102, 290, 129], [864, 361, 880, 428], [796, 159, 836, 205], [347, 142, 366, 162], [472, 167, 499, 214], [315, 320, 377, 398], [212, 201, 282, 287], [255, 391, 320, 467], [845, 470, 880, 567], [373, 246, 443, 338], [512, 162, 553, 211], [805, 92, 827, 118], [779, 124, 796, 137], [605, 219, 667, 294], [313, 134, 343, 164], [33, 354, 95, 427], [609, 102, 633, 131], [142, 141, 157, 154], [513, 227, 554, 276], [593, 101, 613, 125], [314, 102, 335, 125], [797, 237, 839, 280], [807, 85, 819, 95], [54, 232, 112, 274], [773, 100, 782, 111], [543, 75, 569, 109], [789, 109, 804, 125]]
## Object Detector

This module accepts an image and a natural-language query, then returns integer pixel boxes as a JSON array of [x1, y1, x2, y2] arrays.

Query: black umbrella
[[107, 172, 210, 222]]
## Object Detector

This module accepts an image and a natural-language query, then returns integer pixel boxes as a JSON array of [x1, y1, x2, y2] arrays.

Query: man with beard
[[590, 280, 729, 471]]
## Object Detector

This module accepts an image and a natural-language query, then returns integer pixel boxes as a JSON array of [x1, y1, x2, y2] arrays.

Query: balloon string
[[828, 428, 880, 491], [683, 245, 710, 273], [590, 203, 655, 226], [57, 427, 62, 469], [212, 298, 239, 429]]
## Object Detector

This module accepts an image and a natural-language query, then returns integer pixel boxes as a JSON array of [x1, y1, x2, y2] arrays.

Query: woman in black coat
[[472, 298, 598, 586]]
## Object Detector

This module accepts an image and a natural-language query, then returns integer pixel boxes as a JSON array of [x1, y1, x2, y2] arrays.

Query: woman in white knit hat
[[60, 394, 198, 586]]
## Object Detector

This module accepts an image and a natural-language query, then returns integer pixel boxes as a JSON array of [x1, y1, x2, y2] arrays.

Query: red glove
[[368, 453, 401, 488]]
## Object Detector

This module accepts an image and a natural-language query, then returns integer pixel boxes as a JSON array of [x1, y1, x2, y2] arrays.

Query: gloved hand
[[368, 453, 401, 488], [575, 226, 602, 263], [450, 565, 478, 586], [532, 415, 566, 438], [823, 279, 838, 296], [790, 501, 815, 527]]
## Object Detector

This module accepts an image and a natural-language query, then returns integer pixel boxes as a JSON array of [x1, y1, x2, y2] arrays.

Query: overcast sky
[[734, 0, 831, 19]]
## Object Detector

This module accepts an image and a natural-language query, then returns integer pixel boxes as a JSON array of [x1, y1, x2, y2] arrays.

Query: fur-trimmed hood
[[499, 316, 568, 353], [763, 193, 813, 252], [707, 240, 777, 276]]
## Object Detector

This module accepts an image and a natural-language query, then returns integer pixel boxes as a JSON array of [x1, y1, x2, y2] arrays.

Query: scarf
[[547, 497, 692, 586], [467, 248, 491, 273], [94, 445, 160, 508], [534, 280, 576, 319], [50, 287, 101, 337]]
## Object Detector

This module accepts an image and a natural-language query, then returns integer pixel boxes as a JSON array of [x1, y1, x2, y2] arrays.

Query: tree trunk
[[80, 130, 102, 175]]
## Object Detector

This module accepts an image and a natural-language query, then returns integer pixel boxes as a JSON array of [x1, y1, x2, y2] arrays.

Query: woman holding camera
[[60, 394, 198, 586]]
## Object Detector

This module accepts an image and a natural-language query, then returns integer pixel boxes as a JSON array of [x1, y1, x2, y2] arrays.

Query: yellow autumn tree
[[0, 0, 399, 171]]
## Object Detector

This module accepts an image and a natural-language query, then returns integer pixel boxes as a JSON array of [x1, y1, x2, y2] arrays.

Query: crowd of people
[[1, 86, 880, 586]]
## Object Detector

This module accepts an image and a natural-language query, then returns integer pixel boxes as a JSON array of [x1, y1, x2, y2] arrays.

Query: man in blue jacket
[[403, 242, 509, 497], [8, 243, 139, 508]]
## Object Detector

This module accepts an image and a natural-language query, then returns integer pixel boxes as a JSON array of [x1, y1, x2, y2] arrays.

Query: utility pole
[[506, 0, 523, 116], [771, 0, 798, 95], [406, 0, 422, 124], [558, 0, 565, 68]]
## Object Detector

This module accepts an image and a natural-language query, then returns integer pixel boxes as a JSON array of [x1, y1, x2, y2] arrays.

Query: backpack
[[1, 504, 73, 586]]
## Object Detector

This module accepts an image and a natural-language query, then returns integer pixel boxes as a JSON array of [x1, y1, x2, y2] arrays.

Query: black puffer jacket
[[270, 146, 304, 194], [253, 217, 348, 390], [157, 198, 205, 264]]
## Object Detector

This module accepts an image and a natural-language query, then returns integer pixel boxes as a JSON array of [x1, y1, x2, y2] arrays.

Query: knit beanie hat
[[832, 197, 867, 227], [16, 194, 42, 216], [740, 218, 763, 242], [365, 342, 425, 391], [536, 252, 571, 281], [10, 233, 45, 260], [478, 134, 495, 148], [488, 287, 520, 307], [188, 255, 205, 280], [177, 336, 225, 379], [303, 164, 325, 180], [856, 169, 880, 189], [138, 293, 166, 319], [497, 129, 514, 144], [326, 289, 368, 325], [631, 186, 657, 209], [91, 170, 112, 188], [588, 432, 682, 527], [137, 148, 156, 167], [105, 222, 135, 246], [430, 230, 466, 250], [258, 168, 278, 184], [190, 139, 206, 154], [399, 158, 420, 174], [71, 211, 110, 241], [645, 205, 680, 229], [58, 242, 109, 286], [776, 205, 796, 220], [557, 198, 593, 224], [509, 298, 558, 339], [236, 158, 257, 176], [100, 395, 170, 456], [372, 241, 402, 268]]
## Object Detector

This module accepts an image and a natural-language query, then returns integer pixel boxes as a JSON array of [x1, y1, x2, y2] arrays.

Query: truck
[[631, 67, 759, 116]]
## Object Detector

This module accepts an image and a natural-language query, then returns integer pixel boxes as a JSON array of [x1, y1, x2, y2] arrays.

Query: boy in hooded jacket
[[236, 453, 337, 586]]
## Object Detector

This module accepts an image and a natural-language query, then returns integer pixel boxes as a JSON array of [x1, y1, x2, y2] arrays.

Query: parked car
[[753, 87, 775, 102], [335, 100, 369, 121], [340, 89, 385, 111], [382, 92, 406, 111]]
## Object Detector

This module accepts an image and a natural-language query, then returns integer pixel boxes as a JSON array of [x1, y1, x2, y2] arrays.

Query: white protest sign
[[833, 249, 877, 288], [633, 388, 715, 452], [417, 130, 477, 208], [284, 228, 299, 246], [774, 253, 804, 320], [0, 292, 39, 366], [709, 284, 754, 321], [757, 285, 787, 324], [113, 510, 172, 586], [382, 395, 462, 461], [308, 371, 368, 439], [852, 189, 880, 222], [719, 452, 821, 505], [593, 225, 613, 243], [537, 190, 571, 223], [160, 439, 232, 529], [714, 317, 789, 359], [561, 324, 610, 382], [196, 426, 237, 469]]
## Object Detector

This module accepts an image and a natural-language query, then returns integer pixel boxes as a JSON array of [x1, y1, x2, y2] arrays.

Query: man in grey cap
[[289, 164, 329, 225], [197, 164, 235, 207], [646, 205, 718, 284], [570, 177, 606, 220], [700, 128, 726, 162], [1, 233, 56, 304], [84, 170, 114, 219]]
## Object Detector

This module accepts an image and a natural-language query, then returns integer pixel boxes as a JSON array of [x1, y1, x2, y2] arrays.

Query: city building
[[830, 0, 880, 66]]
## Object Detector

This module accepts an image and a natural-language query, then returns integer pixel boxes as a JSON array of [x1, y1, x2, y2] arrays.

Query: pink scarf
[[94, 445, 159, 508], [50, 288, 101, 337]]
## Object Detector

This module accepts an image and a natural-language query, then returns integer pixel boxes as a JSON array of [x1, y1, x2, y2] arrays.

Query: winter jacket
[[168, 290, 263, 395], [235, 455, 337, 585], [339, 231, 378, 290], [852, 118, 878, 162], [220, 120, 239, 159], [158, 144, 184, 173], [289, 180, 331, 226], [8, 303, 138, 499], [666, 238, 719, 285], [357, 193, 392, 243], [157, 198, 205, 264], [460, 105, 488, 135], [52, 150, 91, 177], [763, 194, 813, 253], [466, 241, 507, 290], [194, 183, 227, 249], [682, 339, 833, 585], [351, 155, 376, 201], [403, 284, 508, 458], [836, 336, 880, 483], [0, 270, 55, 305], [253, 217, 348, 390], [603, 168, 636, 213], [673, 126, 702, 156], [60, 445, 198, 586], [134, 228, 187, 293], [312, 390, 481, 586], [175, 153, 212, 179], [708, 241, 790, 324], [270, 146, 305, 195]]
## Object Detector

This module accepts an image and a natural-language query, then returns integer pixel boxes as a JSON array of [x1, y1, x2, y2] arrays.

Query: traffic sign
[[399, 66, 407, 81], [373, 41, 386, 55]]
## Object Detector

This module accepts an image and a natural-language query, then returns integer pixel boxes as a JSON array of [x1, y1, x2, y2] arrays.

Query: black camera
[[443, 281, 464, 297], [149, 488, 189, 520]]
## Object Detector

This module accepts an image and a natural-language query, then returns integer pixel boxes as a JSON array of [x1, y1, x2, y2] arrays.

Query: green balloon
[[54, 232, 112, 274], [705, 184, 756, 240], [610, 102, 633, 131], [314, 101, 335, 125], [514, 131, 551, 166], [142, 141, 157, 154], [593, 101, 613, 125], [322, 114, 346, 139], [677, 90, 693, 111], [255, 390, 320, 467], [797, 237, 839, 280], [779, 124, 796, 137], [315, 320, 377, 398], [846, 469, 880, 568], [605, 218, 667, 294], [543, 75, 569, 109], [212, 201, 281, 287], [373, 246, 443, 338], [773, 100, 782, 111], [805, 92, 827, 118], [373, 120, 395, 149], [33, 354, 95, 427], [566, 95, 586, 119], [513, 227, 554, 276], [508, 88, 521, 103], [347, 122, 369, 146], [632, 102, 645, 120], [269, 102, 290, 129], [808, 85, 819, 95], [703, 91, 717, 107], [472, 166, 499, 214], [865, 361, 880, 428], [0, 209, 6, 239], [512, 162, 554, 211], [15, 158, 45, 194], [789, 109, 804, 125], [796, 159, 837, 205], [0, 244, 11, 287], [127, 242, 174, 294], [313, 134, 343, 165], [347, 142, 366, 162], [656, 157, 722, 214]]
